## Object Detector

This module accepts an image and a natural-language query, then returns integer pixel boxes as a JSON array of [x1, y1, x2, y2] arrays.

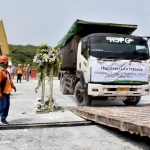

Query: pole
[[41, 67, 45, 108], [49, 66, 54, 111]]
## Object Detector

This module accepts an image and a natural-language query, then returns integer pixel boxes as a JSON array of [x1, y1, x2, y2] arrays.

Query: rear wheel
[[74, 81, 92, 106], [61, 76, 68, 94], [123, 96, 141, 106]]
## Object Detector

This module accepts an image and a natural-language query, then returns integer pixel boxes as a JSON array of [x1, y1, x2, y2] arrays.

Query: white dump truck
[[57, 19, 150, 106]]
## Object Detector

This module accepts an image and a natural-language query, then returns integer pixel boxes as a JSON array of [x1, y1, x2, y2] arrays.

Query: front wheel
[[74, 81, 92, 106], [123, 96, 141, 106]]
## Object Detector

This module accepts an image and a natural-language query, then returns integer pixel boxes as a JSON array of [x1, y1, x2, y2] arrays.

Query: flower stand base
[[34, 97, 64, 114], [34, 98, 54, 113]]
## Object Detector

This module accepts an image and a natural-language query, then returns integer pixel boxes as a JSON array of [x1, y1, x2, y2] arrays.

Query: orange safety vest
[[0, 67, 15, 96], [23, 67, 27, 75], [17, 67, 23, 74]]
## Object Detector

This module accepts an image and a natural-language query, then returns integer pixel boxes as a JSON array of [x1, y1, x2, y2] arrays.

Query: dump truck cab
[[75, 33, 150, 105]]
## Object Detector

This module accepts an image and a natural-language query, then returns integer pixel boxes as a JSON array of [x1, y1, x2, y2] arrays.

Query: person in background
[[0, 55, 16, 125], [11, 65, 16, 79], [22, 64, 27, 80], [7, 62, 15, 80], [17, 64, 23, 83], [26, 64, 31, 81]]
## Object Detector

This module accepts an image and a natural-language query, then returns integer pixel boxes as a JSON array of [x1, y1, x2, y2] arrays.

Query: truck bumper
[[88, 84, 150, 97]]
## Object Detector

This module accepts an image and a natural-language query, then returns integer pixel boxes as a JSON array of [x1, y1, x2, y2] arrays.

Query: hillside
[[9, 44, 38, 69]]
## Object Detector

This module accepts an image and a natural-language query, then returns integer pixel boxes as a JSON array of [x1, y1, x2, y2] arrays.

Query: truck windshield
[[90, 36, 149, 60]]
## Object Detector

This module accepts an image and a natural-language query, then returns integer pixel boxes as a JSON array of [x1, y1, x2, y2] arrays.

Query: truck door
[[77, 42, 89, 83]]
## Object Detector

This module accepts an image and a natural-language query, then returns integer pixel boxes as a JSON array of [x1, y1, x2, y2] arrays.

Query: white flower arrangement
[[33, 43, 62, 93], [33, 44, 57, 67]]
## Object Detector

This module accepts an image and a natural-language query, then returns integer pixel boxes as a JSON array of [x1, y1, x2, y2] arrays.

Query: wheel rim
[[76, 88, 84, 103], [127, 97, 136, 102]]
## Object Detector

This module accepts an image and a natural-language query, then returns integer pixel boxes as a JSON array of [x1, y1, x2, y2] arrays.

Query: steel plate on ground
[[70, 105, 150, 137]]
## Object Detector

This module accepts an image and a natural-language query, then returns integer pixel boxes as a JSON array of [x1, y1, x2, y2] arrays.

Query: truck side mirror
[[82, 40, 88, 50]]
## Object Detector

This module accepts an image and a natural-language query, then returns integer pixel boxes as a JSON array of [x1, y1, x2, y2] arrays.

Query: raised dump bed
[[70, 105, 150, 137]]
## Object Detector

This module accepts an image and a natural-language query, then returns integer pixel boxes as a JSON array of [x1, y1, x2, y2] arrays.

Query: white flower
[[41, 49, 48, 53], [33, 55, 38, 63], [33, 59, 37, 63], [37, 54, 42, 60]]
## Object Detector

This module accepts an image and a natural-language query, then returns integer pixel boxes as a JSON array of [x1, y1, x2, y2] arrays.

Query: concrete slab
[[0, 79, 84, 126]]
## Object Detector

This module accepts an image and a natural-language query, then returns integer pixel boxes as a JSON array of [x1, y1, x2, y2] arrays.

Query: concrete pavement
[[0, 78, 84, 126], [0, 77, 150, 126]]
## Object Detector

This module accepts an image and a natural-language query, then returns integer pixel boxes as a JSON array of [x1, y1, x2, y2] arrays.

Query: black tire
[[123, 96, 141, 106], [61, 76, 68, 94], [74, 81, 92, 106]]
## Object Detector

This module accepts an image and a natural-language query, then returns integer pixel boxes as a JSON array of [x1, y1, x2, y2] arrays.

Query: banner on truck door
[[91, 60, 149, 82]]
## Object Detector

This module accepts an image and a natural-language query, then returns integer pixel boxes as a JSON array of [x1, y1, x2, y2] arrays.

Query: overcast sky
[[0, 0, 150, 47]]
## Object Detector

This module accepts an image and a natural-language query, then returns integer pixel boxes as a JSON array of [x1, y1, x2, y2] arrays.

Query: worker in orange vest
[[22, 64, 27, 80], [17, 64, 23, 83], [0, 55, 16, 125]]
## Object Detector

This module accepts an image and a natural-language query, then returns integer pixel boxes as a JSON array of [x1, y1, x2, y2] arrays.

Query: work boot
[[1, 119, 9, 125]]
